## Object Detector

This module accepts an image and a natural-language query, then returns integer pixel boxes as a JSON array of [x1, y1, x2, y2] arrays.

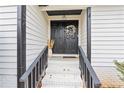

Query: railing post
[[17, 5, 26, 88], [87, 7, 91, 88], [87, 7, 91, 62]]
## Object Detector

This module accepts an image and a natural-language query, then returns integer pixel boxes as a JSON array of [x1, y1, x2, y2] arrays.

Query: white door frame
[[47, 15, 82, 56]]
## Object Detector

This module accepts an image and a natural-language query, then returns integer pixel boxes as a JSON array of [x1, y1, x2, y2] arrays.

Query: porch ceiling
[[46, 10, 82, 16], [39, 5, 87, 11]]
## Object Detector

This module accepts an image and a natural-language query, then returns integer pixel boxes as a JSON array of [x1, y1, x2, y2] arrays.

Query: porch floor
[[42, 56, 83, 88], [93, 66, 124, 88]]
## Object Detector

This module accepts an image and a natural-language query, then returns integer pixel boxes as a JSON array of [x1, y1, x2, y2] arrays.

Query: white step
[[42, 57, 82, 88]]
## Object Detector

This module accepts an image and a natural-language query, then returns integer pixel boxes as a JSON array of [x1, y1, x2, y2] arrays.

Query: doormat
[[63, 56, 77, 58]]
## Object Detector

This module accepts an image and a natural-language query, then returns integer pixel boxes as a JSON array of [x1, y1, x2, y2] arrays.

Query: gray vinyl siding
[[0, 5, 17, 87], [80, 10, 87, 56], [91, 6, 124, 67], [26, 6, 48, 69]]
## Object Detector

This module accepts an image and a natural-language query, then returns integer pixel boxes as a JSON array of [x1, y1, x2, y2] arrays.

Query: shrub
[[114, 60, 124, 81]]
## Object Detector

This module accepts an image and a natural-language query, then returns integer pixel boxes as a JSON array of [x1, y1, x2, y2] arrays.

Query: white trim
[[52, 54, 79, 57]]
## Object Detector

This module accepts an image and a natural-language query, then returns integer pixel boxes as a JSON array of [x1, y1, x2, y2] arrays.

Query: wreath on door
[[64, 25, 76, 39]]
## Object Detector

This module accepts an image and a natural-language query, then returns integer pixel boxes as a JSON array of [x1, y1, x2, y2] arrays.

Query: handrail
[[19, 46, 48, 88], [79, 46, 101, 88]]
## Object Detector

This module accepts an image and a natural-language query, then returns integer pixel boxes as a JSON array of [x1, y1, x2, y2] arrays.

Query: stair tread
[[42, 57, 82, 88]]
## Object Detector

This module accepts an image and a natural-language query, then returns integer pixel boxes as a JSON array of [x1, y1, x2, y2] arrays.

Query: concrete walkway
[[42, 56, 82, 88]]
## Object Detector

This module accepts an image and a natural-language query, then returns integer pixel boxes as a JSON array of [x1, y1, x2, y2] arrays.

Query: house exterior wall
[[26, 6, 48, 69], [0, 5, 17, 87], [91, 6, 124, 67], [80, 9, 87, 56]]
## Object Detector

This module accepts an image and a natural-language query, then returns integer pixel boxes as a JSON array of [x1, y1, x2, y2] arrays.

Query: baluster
[[36, 63, 39, 81], [85, 67, 88, 87], [41, 55, 44, 77], [30, 72, 33, 88], [28, 74, 31, 88], [45, 50, 47, 68], [90, 76, 93, 88], [33, 67, 36, 88], [79, 54, 81, 69], [40, 58, 42, 75], [84, 64, 86, 82], [82, 56, 84, 75], [87, 71, 90, 88], [46, 48, 48, 68], [38, 61, 40, 80], [43, 53, 45, 71], [24, 79, 28, 88]]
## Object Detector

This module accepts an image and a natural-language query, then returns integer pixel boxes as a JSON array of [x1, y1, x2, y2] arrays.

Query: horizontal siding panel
[[0, 18, 17, 25], [26, 22, 47, 36], [92, 31, 124, 33], [92, 37, 124, 40], [92, 62, 115, 67], [26, 56, 37, 61], [0, 38, 16, 43], [0, 63, 16, 69], [0, 25, 16, 31], [92, 24, 124, 28], [0, 75, 17, 88], [26, 13, 44, 29], [92, 40, 124, 44], [0, 5, 17, 87], [91, 58, 124, 63], [26, 5, 48, 69], [27, 45, 44, 49], [91, 19, 124, 24], [91, 11, 124, 16], [91, 6, 124, 67], [92, 50, 124, 54], [0, 51, 16, 56], [92, 46, 124, 49], [27, 51, 41, 56], [92, 28, 124, 31], [0, 57, 16, 62], [92, 43, 124, 45], [92, 15, 124, 20], [27, 6, 47, 26], [0, 31, 16, 37], [26, 38, 43, 44], [26, 33, 42, 41], [26, 55, 37, 61], [0, 69, 16, 75], [26, 15, 45, 30], [92, 54, 124, 58], [91, 6, 124, 11], [0, 44, 17, 49], [26, 27, 43, 37], [92, 33, 124, 37], [0, 12, 16, 19], [0, 6, 17, 13]]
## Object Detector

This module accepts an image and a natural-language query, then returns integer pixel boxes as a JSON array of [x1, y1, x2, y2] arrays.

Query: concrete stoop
[[42, 57, 82, 88]]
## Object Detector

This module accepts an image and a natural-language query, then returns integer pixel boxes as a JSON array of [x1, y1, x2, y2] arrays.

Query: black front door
[[51, 20, 78, 54]]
